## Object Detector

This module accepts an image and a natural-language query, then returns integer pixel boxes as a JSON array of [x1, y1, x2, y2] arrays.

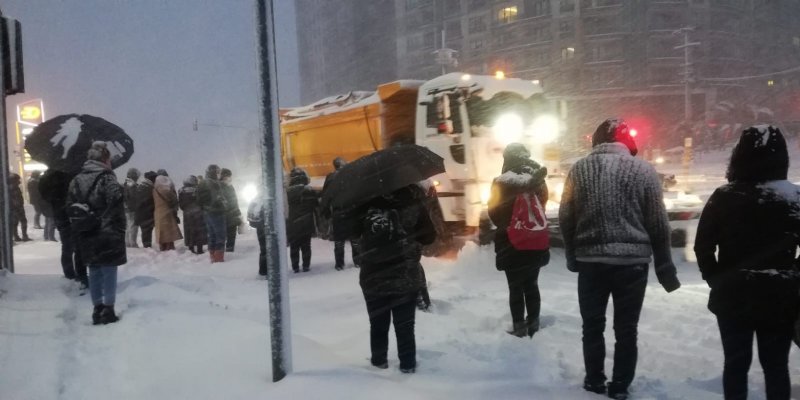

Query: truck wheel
[[422, 194, 463, 259]]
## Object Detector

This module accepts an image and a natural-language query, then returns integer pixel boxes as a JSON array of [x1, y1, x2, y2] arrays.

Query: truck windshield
[[465, 91, 552, 136]]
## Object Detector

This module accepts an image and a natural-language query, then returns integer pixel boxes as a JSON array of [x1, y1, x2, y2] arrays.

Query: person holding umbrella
[[67, 142, 126, 324], [323, 144, 444, 373], [40, 169, 86, 286]]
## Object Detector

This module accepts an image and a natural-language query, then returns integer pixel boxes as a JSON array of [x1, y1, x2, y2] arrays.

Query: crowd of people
[[6, 118, 799, 399]]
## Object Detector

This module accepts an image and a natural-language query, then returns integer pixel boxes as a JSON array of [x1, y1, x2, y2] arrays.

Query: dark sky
[[3, 0, 300, 182]]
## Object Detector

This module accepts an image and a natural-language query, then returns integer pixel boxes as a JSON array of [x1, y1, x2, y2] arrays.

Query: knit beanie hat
[[592, 118, 638, 156]]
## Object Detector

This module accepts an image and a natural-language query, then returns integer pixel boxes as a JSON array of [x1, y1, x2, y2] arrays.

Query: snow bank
[[2, 215, 799, 399]]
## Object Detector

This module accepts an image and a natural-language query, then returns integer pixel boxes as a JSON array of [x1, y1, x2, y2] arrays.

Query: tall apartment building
[[297, 0, 800, 146], [395, 0, 800, 146], [295, 0, 398, 104]]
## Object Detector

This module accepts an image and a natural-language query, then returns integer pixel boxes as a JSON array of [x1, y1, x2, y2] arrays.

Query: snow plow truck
[[280, 73, 564, 250]]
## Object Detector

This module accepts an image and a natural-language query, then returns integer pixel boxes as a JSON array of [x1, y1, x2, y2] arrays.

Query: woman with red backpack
[[488, 143, 550, 338]]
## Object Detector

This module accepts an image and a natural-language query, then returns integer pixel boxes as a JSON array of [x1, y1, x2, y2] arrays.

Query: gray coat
[[558, 142, 679, 291]]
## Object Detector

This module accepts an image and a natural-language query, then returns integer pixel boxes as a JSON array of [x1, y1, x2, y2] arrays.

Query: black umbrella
[[322, 144, 445, 209], [25, 114, 134, 174]]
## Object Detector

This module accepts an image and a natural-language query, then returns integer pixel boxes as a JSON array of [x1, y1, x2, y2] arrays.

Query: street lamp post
[[255, 0, 292, 382]]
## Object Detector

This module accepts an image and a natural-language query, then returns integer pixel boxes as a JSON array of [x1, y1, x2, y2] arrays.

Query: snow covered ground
[[3, 223, 800, 400], [5, 143, 800, 400]]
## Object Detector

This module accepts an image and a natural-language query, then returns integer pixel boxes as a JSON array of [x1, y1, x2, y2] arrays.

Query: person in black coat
[[67, 142, 126, 324], [488, 143, 550, 338], [220, 168, 242, 252], [28, 171, 44, 229], [40, 169, 86, 284], [8, 173, 30, 241], [134, 171, 157, 248], [286, 168, 319, 272], [354, 184, 436, 373], [197, 164, 228, 262], [322, 157, 360, 270], [179, 175, 208, 254], [694, 125, 800, 400]]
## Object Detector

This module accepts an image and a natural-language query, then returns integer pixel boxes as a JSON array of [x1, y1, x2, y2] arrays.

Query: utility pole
[[674, 27, 700, 122], [0, 7, 14, 273], [255, 0, 292, 382]]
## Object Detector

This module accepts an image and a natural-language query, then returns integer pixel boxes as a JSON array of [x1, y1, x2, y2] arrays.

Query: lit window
[[561, 47, 575, 61], [767, 80, 775, 86], [498, 6, 518, 23]]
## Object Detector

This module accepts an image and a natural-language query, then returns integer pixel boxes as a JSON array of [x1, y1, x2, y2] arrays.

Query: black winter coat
[[286, 184, 319, 243], [694, 181, 800, 321], [197, 178, 227, 215], [222, 182, 242, 227], [27, 177, 43, 209], [9, 180, 24, 216], [67, 161, 126, 267], [179, 185, 208, 247], [488, 161, 550, 271], [39, 170, 75, 226], [356, 186, 437, 297], [134, 180, 155, 228]]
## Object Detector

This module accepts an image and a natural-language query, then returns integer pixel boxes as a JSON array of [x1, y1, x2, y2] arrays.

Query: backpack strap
[[80, 171, 109, 205]]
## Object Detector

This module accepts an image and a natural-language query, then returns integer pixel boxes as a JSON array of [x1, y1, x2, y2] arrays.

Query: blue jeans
[[204, 213, 226, 251], [89, 266, 118, 306]]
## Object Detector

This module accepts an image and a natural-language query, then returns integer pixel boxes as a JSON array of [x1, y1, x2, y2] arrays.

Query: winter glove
[[655, 262, 681, 293], [566, 259, 579, 273]]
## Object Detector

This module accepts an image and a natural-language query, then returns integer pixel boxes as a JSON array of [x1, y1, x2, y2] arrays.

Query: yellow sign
[[17, 99, 45, 126], [19, 106, 41, 120]]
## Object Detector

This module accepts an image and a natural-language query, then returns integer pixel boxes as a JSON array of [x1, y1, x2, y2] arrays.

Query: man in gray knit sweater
[[559, 118, 681, 400]]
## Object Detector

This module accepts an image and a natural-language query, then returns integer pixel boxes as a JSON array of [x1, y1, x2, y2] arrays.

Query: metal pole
[[0, 8, 15, 273], [683, 29, 692, 122], [255, 0, 291, 382]]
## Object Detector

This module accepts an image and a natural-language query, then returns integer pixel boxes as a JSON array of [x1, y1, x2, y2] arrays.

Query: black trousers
[[140, 224, 154, 248], [334, 240, 360, 267], [11, 210, 27, 239], [717, 316, 792, 400], [256, 227, 267, 276], [289, 235, 312, 271], [57, 226, 87, 285], [578, 262, 648, 390], [364, 293, 417, 370], [504, 265, 541, 323], [226, 224, 237, 252]]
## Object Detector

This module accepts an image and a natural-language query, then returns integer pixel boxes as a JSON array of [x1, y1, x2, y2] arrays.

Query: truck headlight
[[530, 115, 559, 144], [493, 113, 524, 145]]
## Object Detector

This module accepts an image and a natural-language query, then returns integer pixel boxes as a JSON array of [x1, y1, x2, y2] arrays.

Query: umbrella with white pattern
[[25, 114, 134, 174]]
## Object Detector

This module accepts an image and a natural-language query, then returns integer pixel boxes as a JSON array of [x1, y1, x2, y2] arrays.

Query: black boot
[[92, 305, 104, 325], [527, 316, 540, 338], [196, 246, 205, 255], [100, 305, 119, 324], [607, 382, 629, 400], [507, 321, 528, 337]]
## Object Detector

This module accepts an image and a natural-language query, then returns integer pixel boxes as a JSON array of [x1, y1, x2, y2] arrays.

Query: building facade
[[295, 0, 398, 104], [297, 0, 800, 147]]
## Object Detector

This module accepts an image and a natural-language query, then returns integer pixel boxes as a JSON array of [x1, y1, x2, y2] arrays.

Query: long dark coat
[[179, 181, 208, 247], [222, 182, 242, 228], [355, 185, 436, 297], [134, 179, 155, 228], [39, 170, 75, 227], [286, 171, 319, 244], [695, 181, 800, 322], [66, 160, 126, 267]]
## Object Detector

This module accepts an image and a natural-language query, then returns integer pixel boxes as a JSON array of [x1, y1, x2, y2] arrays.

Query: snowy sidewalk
[[2, 232, 798, 400]]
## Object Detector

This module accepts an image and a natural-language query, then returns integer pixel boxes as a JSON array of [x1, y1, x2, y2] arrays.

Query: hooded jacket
[[179, 176, 208, 246], [197, 170, 227, 215], [286, 168, 319, 243], [134, 173, 156, 227], [695, 125, 800, 320], [488, 144, 550, 270], [66, 160, 126, 267]]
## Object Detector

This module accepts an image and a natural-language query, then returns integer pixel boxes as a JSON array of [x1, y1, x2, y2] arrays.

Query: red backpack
[[507, 193, 549, 250]]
